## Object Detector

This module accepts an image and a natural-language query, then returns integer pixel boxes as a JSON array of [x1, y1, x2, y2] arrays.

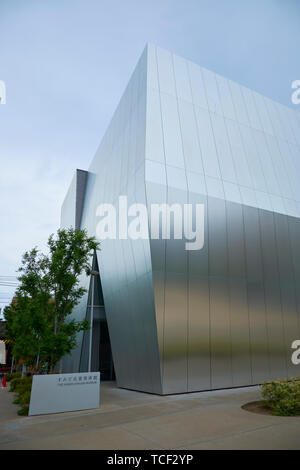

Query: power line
[[0, 276, 19, 288], [0, 276, 18, 280], [0, 284, 18, 288]]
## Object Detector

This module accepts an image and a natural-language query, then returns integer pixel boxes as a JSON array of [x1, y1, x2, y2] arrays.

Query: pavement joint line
[[5, 400, 240, 431], [3, 386, 299, 450], [3, 399, 269, 445], [119, 410, 295, 448], [4, 400, 244, 439], [172, 420, 300, 449], [5, 386, 260, 431], [118, 425, 168, 450], [4, 404, 283, 446], [1, 409, 290, 449]]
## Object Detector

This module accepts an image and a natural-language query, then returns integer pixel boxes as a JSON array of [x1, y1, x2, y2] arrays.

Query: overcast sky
[[0, 0, 299, 308]]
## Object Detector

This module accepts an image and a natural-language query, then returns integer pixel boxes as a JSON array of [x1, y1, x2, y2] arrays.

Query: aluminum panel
[[187, 190, 210, 391], [226, 201, 252, 386], [188, 275, 211, 391], [228, 80, 249, 126], [146, 43, 159, 90], [209, 277, 232, 389], [241, 86, 261, 131], [173, 54, 192, 103], [187, 61, 208, 110], [156, 46, 176, 96], [259, 210, 287, 380], [274, 213, 300, 377], [160, 92, 185, 168], [215, 73, 236, 121], [239, 124, 267, 193], [202, 68, 222, 115], [225, 118, 252, 188], [243, 206, 269, 383], [208, 197, 231, 388], [208, 197, 227, 278], [252, 90, 273, 136], [61, 43, 300, 395], [177, 99, 204, 174], [264, 134, 293, 200], [163, 271, 188, 393], [210, 113, 236, 183], [194, 106, 221, 179], [145, 89, 165, 164], [288, 217, 300, 345]]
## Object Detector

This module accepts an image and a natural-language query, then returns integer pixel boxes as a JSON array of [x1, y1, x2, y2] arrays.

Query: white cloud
[[0, 151, 75, 276]]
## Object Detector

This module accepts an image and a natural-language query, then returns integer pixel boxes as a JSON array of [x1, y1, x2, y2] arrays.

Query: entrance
[[95, 319, 115, 380], [79, 253, 115, 380]]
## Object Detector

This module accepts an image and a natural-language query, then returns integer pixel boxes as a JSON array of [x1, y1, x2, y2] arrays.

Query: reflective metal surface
[[61, 44, 300, 394]]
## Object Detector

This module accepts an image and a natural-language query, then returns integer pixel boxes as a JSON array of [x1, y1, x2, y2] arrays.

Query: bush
[[18, 406, 29, 416], [9, 375, 32, 416], [6, 372, 21, 383], [9, 376, 25, 392], [261, 377, 300, 416]]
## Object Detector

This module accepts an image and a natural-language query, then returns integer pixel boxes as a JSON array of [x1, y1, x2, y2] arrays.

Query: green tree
[[4, 294, 47, 367], [4, 228, 99, 372]]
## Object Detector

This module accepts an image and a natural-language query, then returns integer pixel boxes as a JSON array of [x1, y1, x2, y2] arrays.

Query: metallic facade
[[61, 44, 300, 394]]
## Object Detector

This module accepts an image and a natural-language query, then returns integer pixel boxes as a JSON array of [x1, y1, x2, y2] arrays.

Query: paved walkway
[[1, 382, 300, 449]]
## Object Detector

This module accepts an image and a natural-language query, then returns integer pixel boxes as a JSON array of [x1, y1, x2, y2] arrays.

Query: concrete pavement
[[1, 381, 300, 450]]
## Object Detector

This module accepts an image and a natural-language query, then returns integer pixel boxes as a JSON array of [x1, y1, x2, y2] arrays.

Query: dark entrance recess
[[79, 252, 115, 380]]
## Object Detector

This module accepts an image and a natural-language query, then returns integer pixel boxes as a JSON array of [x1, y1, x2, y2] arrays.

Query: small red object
[[2, 375, 6, 387]]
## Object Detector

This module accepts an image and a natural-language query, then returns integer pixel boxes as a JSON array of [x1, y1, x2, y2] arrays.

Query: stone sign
[[29, 372, 100, 416]]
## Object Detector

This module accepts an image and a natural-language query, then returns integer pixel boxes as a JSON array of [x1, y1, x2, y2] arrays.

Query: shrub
[[6, 372, 21, 383], [261, 377, 300, 416], [9, 375, 32, 416], [9, 376, 22, 392], [18, 406, 29, 416], [9, 375, 31, 392]]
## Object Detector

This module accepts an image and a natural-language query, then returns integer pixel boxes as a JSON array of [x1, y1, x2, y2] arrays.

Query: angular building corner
[[61, 43, 300, 394]]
